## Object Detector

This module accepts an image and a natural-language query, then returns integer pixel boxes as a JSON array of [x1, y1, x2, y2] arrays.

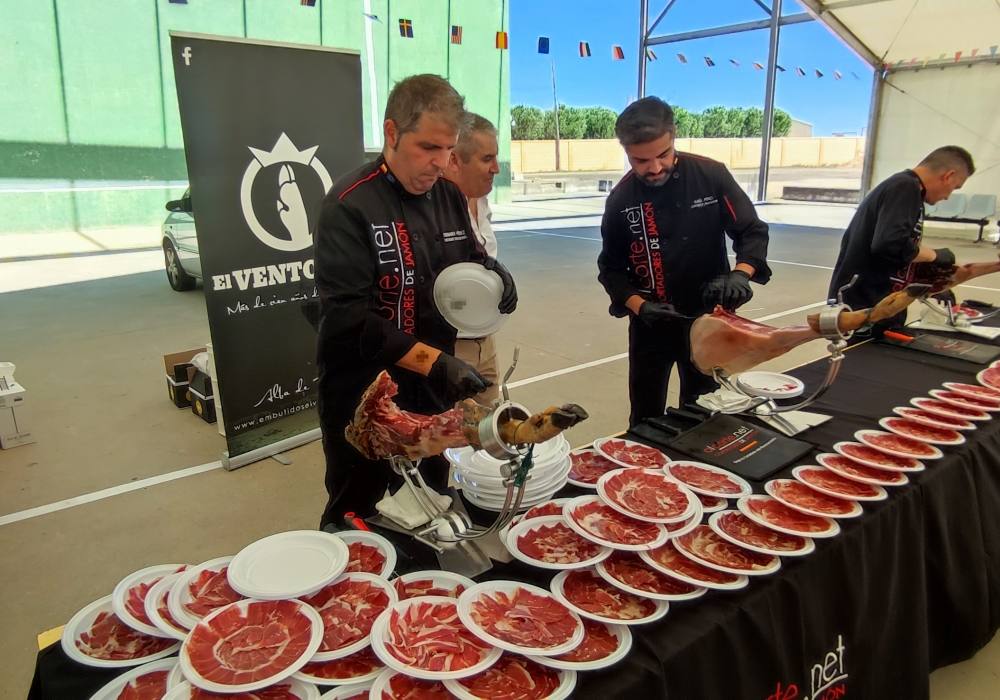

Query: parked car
[[162, 189, 200, 291]]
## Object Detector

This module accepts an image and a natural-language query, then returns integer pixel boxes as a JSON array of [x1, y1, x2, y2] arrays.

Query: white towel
[[376, 484, 452, 530]]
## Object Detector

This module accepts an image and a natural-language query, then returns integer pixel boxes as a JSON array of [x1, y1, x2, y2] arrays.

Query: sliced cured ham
[[711, 511, 812, 555], [666, 462, 749, 497], [912, 397, 990, 421], [564, 498, 665, 548], [880, 417, 962, 445], [189, 685, 298, 699], [740, 496, 839, 537], [345, 542, 388, 576], [674, 525, 779, 574], [183, 599, 318, 688], [943, 381, 1000, 401], [123, 581, 159, 629], [185, 567, 243, 619], [599, 551, 702, 597], [595, 439, 668, 468], [817, 453, 908, 486], [515, 520, 606, 566], [301, 576, 391, 654], [930, 388, 1000, 411], [766, 479, 861, 517], [640, 542, 747, 589], [793, 467, 885, 500], [979, 366, 1000, 391], [75, 612, 175, 661], [552, 619, 621, 663], [393, 577, 467, 601], [836, 442, 921, 470], [383, 598, 493, 674], [467, 587, 580, 650], [599, 469, 693, 521], [523, 501, 566, 520], [115, 670, 169, 699], [453, 654, 562, 700], [558, 570, 659, 621], [298, 647, 382, 682], [383, 673, 452, 699], [856, 430, 940, 460], [568, 449, 621, 485], [697, 493, 727, 511], [893, 407, 975, 431]]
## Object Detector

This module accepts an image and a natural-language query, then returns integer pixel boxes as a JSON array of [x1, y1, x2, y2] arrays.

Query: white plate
[[892, 406, 975, 431], [791, 466, 888, 502], [833, 441, 924, 473], [458, 580, 585, 657], [228, 530, 350, 600], [391, 570, 475, 600], [550, 570, 669, 626], [592, 437, 669, 469], [61, 595, 180, 669], [434, 262, 507, 337], [943, 381, 1000, 402], [112, 564, 186, 638], [168, 556, 239, 630], [854, 429, 943, 461], [878, 417, 965, 446], [663, 461, 753, 498], [664, 513, 702, 540], [566, 447, 621, 489], [816, 452, 909, 487], [369, 669, 452, 700], [333, 530, 397, 578], [735, 371, 805, 399], [164, 679, 320, 700], [319, 681, 375, 699], [929, 388, 1000, 412], [910, 396, 991, 421], [764, 479, 863, 519], [977, 367, 1000, 391], [144, 572, 190, 641], [464, 483, 567, 512], [708, 510, 815, 558], [562, 495, 669, 551], [167, 662, 185, 688], [737, 495, 841, 539], [370, 595, 502, 680], [294, 649, 384, 687], [180, 599, 323, 693], [305, 572, 398, 662], [594, 554, 707, 601], [597, 468, 700, 524], [696, 494, 729, 513], [638, 543, 749, 591], [444, 659, 577, 700], [673, 525, 782, 576], [89, 658, 178, 700], [528, 622, 632, 672], [506, 515, 612, 570]]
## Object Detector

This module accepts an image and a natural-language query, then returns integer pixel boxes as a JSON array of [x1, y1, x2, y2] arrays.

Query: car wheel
[[163, 239, 196, 291]]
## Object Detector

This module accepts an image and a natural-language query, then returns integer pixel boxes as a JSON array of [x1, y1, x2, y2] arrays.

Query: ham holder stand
[[909, 297, 1000, 340]]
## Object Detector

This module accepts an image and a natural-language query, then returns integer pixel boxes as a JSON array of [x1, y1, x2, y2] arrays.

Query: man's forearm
[[625, 295, 645, 315], [913, 244, 938, 263], [396, 342, 442, 376], [734, 262, 756, 277]]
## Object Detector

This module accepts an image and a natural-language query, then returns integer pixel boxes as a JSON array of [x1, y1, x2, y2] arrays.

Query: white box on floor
[[0, 403, 34, 449], [0, 380, 26, 409]]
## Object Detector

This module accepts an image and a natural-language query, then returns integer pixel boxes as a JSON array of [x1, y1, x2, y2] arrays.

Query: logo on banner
[[766, 635, 849, 700], [239, 132, 333, 252]]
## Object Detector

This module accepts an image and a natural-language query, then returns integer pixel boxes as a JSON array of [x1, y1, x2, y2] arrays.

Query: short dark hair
[[615, 96, 675, 146], [385, 74, 465, 135], [919, 146, 975, 176], [455, 113, 497, 162]]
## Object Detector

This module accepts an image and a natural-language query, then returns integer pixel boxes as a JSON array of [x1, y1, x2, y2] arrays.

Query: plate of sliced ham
[[592, 438, 669, 469], [89, 657, 178, 700], [295, 647, 384, 687], [458, 581, 584, 657], [528, 619, 631, 672], [112, 564, 187, 639], [164, 679, 320, 699], [392, 571, 474, 601], [696, 493, 729, 513], [910, 397, 991, 421], [445, 654, 576, 700], [334, 531, 397, 578], [664, 513, 701, 539], [977, 366, 1000, 392], [833, 442, 924, 472], [638, 541, 748, 591], [663, 461, 752, 498], [597, 468, 699, 523], [143, 573, 190, 641], [301, 572, 396, 661], [168, 556, 244, 630], [370, 595, 501, 680], [507, 516, 612, 570], [318, 681, 374, 699], [595, 550, 707, 601], [673, 525, 781, 576], [816, 453, 909, 487], [180, 598, 322, 693], [562, 496, 669, 551], [737, 495, 840, 538], [368, 669, 451, 699], [522, 498, 574, 521], [567, 448, 623, 488], [878, 417, 965, 446], [551, 569, 669, 626], [943, 381, 1000, 402], [61, 595, 179, 668], [892, 406, 975, 431], [708, 510, 814, 557], [854, 429, 942, 460], [765, 479, 863, 518], [791, 466, 888, 502], [929, 388, 1000, 412]]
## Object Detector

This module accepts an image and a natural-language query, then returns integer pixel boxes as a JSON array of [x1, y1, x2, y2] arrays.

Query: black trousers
[[628, 317, 719, 427]]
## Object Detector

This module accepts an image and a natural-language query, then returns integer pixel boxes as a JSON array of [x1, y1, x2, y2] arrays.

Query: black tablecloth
[[30, 340, 1000, 700]]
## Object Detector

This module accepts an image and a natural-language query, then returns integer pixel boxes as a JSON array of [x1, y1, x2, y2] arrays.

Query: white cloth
[[376, 484, 452, 530], [469, 196, 497, 258]]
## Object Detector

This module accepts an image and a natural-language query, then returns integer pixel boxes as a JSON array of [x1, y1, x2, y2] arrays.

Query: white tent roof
[[803, 0, 1000, 66]]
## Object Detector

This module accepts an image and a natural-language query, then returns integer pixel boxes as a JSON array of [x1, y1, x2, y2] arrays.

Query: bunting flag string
[[612, 45, 625, 60]]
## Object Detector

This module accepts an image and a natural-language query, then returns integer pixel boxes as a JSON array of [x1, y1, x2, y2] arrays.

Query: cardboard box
[[163, 348, 205, 408], [0, 380, 34, 449]]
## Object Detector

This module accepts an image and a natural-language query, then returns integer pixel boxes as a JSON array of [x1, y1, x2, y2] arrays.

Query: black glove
[[703, 270, 753, 310], [428, 353, 491, 403], [933, 248, 956, 268], [483, 257, 517, 314], [637, 301, 686, 327]]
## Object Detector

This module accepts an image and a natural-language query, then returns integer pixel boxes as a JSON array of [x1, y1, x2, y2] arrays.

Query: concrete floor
[[1, 200, 999, 698]]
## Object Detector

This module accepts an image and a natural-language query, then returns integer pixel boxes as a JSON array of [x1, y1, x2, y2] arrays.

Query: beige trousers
[[454, 335, 500, 405]]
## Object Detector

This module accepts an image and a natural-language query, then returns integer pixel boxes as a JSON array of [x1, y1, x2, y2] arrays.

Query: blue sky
[[510, 0, 874, 135]]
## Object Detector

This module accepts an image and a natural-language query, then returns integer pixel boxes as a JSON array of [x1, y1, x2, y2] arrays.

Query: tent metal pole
[[638, 0, 649, 98], [860, 69, 883, 196], [757, 0, 782, 202]]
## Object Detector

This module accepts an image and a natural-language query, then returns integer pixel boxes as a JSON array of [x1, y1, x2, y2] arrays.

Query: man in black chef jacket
[[598, 97, 771, 426], [828, 146, 974, 332], [313, 74, 517, 529]]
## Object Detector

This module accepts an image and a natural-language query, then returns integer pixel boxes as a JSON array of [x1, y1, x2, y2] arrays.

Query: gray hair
[[919, 146, 976, 176], [455, 112, 497, 162], [385, 74, 465, 135]]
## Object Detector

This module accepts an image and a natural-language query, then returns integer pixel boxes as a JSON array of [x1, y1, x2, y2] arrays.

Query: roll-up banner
[[170, 32, 363, 468]]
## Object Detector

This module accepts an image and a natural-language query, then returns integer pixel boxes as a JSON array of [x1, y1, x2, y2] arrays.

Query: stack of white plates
[[445, 435, 572, 512]]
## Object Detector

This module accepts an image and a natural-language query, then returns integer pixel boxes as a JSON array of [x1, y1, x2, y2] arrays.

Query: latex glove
[[637, 301, 686, 327], [428, 353, 491, 403], [703, 270, 753, 310], [483, 257, 518, 314]]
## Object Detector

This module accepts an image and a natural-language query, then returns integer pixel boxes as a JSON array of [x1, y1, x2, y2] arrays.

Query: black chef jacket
[[598, 153, 771, 316], [314, 156, 486, 417], [828, 170, 925, 311]]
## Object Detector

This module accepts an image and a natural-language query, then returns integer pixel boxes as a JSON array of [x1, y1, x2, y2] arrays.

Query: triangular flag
[[612, 45, 625, 60], [704, 56, 715, 67], [537, 37, 550, 54], [833, 70, 842, 80], [450, 25, 462, 45], [676, 53, 687, 63], [850, 71, 859, 79], [776, 64, 786, 72], [752, 61, 764, 70], [795, 66, 806, 76], [495, 31, 508, 50], [362, 12, 381, 22], [579, 42, 591, 58], [645, 48, 658, 61], [815, 68, 824, 78], [954, 50, 963, 62], [398, 18, 413, 38], [729, 58, 740, 67]]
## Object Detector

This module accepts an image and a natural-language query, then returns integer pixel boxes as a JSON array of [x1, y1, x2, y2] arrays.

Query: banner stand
[[222, 428, 322, 471]]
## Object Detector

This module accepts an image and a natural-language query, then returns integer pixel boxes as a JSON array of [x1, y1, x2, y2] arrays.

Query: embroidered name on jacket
[[691, 195, 718, 209], [442, 229, 468, 243], [371, 221, 417, 334], [622, 202, 667, 300]]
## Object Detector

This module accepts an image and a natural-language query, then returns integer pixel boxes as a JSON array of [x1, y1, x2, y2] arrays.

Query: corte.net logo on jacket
[[622, 201, 666, 300], [371, 221, 417, 334]]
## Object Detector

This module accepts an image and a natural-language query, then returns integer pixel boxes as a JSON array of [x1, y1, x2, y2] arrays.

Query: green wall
[[0, 0, 511, 238]]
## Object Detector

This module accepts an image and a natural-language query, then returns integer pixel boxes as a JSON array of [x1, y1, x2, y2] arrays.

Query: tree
[[511, 105, 545, 140], [741, 107, 764, 137], [673, 106, 704, 138], [583, 107, 617, 139], [772, 108, 791, 137], [543, 105, 587, 139], [701, 106, 741, 137]]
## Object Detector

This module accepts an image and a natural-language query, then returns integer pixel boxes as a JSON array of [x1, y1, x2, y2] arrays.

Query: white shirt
[[469, 196, 497, 258]]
